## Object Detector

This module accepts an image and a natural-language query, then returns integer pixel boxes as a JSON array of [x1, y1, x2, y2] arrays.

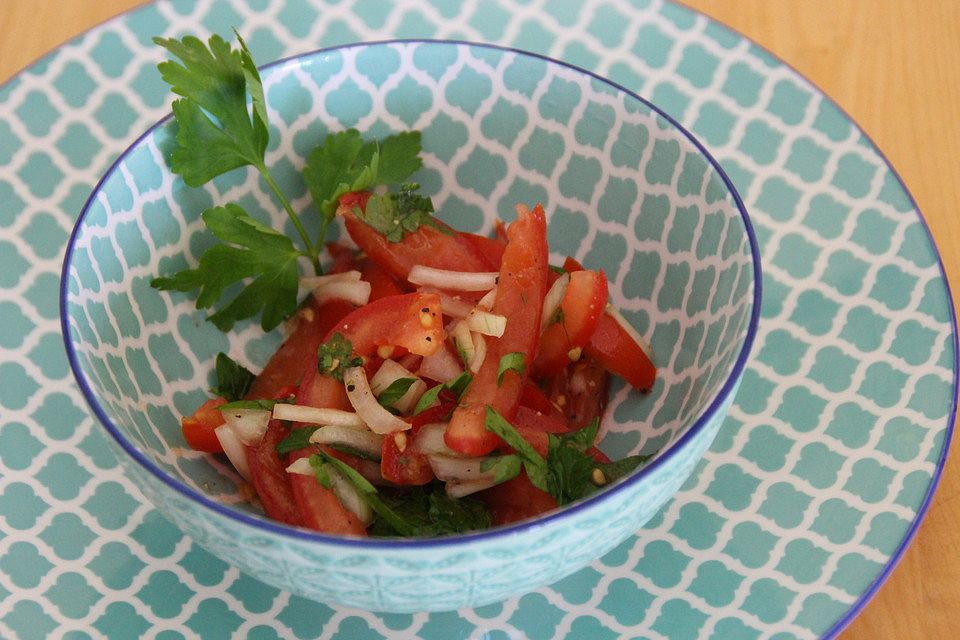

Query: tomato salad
[[180, 200, 656, 537], [149, 34, 656, 538]]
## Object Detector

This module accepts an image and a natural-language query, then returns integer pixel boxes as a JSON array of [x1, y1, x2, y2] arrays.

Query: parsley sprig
[[150, 33, 427, 331]]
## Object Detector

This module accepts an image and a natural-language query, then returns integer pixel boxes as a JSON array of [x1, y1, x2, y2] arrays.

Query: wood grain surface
[[1, 1, 956, 638]]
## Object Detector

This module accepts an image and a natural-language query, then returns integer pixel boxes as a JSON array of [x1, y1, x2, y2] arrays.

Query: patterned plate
[[0, 1, 954, 639]]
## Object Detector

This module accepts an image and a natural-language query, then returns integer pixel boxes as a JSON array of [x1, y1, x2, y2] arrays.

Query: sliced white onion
[[412, 422, 461, 456], [309, 425, 384, 460], [313, 279, 372, 306], [417, 344, 463, 384], [450, 321, 475, 366], [220, 408, 272, 446], [327, 466, 374, 525], [465, 310, 506, 337], [215, 424, 250, 481], [343, 366, 410, 434], [476, 286, 497, 311], [369, 359, 427, 414], [299, 270, 362, 289], [428, 454, 496, 482], [272, 404, 364, 428], [446, 477, 499, 499], [605, 304, 654, 359], [470, 332, 487, 373], [285, 457, 314, 476], [408, 265, 499, 291], [418, 287, 474, 318], [540, 273, 570, 333]]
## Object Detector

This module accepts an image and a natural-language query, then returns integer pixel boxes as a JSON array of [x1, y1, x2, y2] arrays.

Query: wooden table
[[2, 1, 956, 637]]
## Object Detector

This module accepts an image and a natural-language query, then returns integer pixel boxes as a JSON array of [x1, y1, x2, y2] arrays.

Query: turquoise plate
[[0, 1, 954, 638]]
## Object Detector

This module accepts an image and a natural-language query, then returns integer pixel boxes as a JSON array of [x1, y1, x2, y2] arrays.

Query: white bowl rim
[[60, 38, 762, 549]]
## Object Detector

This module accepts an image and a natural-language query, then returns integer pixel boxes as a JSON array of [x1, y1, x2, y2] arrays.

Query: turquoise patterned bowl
[[61, 41, 760, 612]]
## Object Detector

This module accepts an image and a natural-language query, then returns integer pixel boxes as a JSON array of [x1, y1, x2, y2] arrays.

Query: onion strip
[[540, 273, 569, 333], [343, 366, 410, 434], [215, 425, 251, 481], [408, 266, 499, 291], [272, 404, 364, 428]]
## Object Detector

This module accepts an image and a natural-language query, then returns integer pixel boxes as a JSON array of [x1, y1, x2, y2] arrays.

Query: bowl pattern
[[64, 41, 756, 611]]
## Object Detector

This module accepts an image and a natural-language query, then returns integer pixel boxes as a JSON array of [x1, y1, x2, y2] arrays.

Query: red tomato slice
[[326, 241, 362, 273], [341, 207, 492, 282], [446, 204, 549, 456], [325, 292, 444, 358], [534, 269, 608, 376], [545, 355, 610, 430], [359, 256, 407, 301], [245, 419, 303, 527], [479, 472, 557, 527], [584, 311, 656, 392], [461, 232, 505, 270], [286, 448, 368, 536], [519, 380, 565, 423], [246, 298, 356, 400], [181, 397, 227, 452], [381, 430, 435, 485]]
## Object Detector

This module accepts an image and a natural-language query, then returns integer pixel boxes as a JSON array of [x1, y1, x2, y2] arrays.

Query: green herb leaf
[[317, 333, 363, 382], [150, 204, 301, 331], [275, 426, 319, 454], [556, 417, 599, 451], [496, 352, 526, 386], [479, 455, 522, 484], [359, 184, 439, 243], [376, 378, 417, 408], [446, 371, 473, 398], [412, 384, 443, 416], [367, 486, 492, 537], [376, 131, 424, 184], [549, 264, 566, 275], [219, 398, 278, 411], [303, 129, 379, 223], [596, 454, 654, 485], [210, 352, 256, 401], [153, 34, 269, 186]]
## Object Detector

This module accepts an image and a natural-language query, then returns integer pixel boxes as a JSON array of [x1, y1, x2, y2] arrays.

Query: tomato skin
[[519, 380, 565, 424], [359, 256, 407, 301], [479, 472, 557, 527], [181, 398, 227, 452], [381, 431, 435, 485], [286, 448, 368, 536], [461, 232, 505, 270], [325, 292, 444, 358], [245, 419, 304, 527], [584, 311, 656, 392], [446, 204, 549, 456], [534, 269, 608, 376], [342, 208, 492, 282]]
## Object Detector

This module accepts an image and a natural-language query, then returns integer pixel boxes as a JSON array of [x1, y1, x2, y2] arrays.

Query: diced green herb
[[446, 371, 473, 398], [210, 352, 255, 401], [275, 426, 319, 454], [376, 378, 417, 408], [367, 486, 492, 537], [359, 183, 441, 243], [496, 352, 526, 386], [483, 408, 652, 506], [411, 371, 473, 415], [317, 333, 363, 382], [549, 264, 566, 275], [479, 455, 522, 484]]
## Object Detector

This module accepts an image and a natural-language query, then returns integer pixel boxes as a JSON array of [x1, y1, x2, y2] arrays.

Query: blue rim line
[[60, 39, 762, 551], [672, 3, 960, 638]]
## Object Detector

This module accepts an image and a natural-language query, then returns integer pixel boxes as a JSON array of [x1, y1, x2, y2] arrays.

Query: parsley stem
[[258, 165, 322, 275]]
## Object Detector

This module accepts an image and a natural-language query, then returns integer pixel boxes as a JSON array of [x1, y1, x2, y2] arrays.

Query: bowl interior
[[64, 41, 755, 521]]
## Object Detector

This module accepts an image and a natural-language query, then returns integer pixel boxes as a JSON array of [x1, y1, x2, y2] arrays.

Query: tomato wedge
[[341, 206, 493, 282], [584, 311, 656, 392], [445, 204, 549, 456], [181, 397, 227, 452], [545, 355, 610, 430], [245, 419, 303, 527], [325, 292, 444, 358], [286, 448, 368, 536], [359, 256, 407, 301], [247, 298, 356, 400], [479, 472, 557, 527], [461, 232, 505, 270], [534, 269, 608, 375]]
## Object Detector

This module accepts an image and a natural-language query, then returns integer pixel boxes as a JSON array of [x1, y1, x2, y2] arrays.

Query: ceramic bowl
[[61, 40, 760, 612]]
